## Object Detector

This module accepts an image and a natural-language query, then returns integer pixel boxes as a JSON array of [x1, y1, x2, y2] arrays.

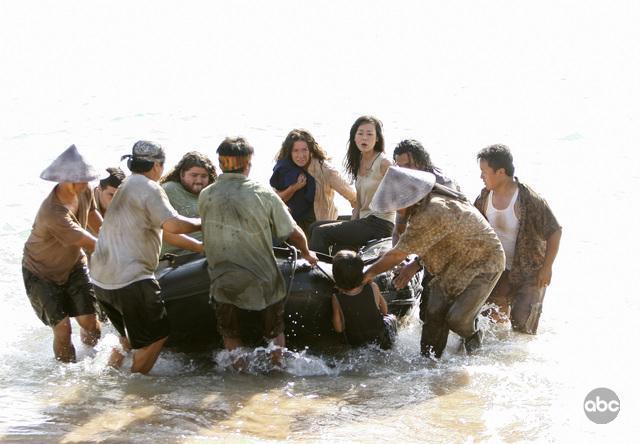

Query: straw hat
[[370, 166, 436, 212], [40, 145, 100, 183]]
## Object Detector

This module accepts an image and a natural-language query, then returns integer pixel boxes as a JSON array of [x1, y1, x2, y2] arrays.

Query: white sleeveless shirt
[[486, 189, 520, 270], [355, 154, 395, 223]]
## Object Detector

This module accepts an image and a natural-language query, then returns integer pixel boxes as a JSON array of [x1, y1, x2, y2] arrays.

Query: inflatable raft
[[157, 238, 424, 350]]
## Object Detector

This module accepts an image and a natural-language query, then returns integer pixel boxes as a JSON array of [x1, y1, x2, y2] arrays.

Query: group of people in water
[[21, 115, 562, 374]]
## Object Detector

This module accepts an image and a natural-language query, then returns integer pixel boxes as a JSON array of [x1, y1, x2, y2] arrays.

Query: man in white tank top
[[475, 144, 562, 334]]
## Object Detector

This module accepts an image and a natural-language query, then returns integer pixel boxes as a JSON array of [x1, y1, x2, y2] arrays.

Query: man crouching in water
[[363, 166, 505, 358], [22, 145, 103, 362], [199, 137, 317, 371]]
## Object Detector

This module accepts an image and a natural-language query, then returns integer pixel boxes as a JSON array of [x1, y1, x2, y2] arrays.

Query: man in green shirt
[[199, 137, 317, 370], [160, 151, 217, 256]]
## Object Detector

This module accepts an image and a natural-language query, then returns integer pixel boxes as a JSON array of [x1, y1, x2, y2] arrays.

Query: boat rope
[[283, 242, 297, 299]]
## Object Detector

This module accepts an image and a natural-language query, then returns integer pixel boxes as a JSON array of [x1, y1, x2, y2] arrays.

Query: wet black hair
[[477, 144, 515, 177], [127, 158, 156, 173], [332, 250, 365, 291], [344, 116, 385, 182], [217, 137, 255, 173], [393, 139, 434, 171], [99, 167, 125, 189]]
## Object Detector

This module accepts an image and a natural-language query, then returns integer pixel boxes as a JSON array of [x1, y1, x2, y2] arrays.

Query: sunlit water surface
[[1, 1, 639, 442]]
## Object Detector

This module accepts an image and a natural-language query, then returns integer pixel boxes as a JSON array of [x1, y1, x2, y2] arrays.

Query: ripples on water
[[0, 305, 566, 442]]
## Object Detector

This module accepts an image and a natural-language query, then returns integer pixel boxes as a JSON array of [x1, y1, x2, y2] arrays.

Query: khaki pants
[[421, 271, 500, 358], [487, 270, 546, 334]]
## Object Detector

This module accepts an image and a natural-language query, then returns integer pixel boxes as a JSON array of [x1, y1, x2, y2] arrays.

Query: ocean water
[[1, 1, 639, 442]]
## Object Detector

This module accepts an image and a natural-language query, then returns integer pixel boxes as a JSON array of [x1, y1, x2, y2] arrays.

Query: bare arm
[[363, 247, 408, 284], [379, 157, 392, 176], [537, 228, 562, 287], [371, 282, 387, 315], [162, 215, 201, 235], [274, 173, 306, 203], [87, 208, 103, 235], [392, 209, 408, 246], [162, 231, 204, 253], [72, 229, 98, 253], [331, 293, 345, 332], [392, 258, 421, 290], [287, 225, 318, 266]]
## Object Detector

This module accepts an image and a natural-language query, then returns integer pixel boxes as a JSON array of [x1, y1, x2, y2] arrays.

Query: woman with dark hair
[[309, 116, 395, 254], [270, 129, 356, 235]]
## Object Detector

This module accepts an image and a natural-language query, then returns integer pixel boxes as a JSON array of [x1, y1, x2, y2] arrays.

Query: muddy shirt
[[199, 173, 295, 310], [160, 181, 202, 255], [22, 186, 95, 285], [396, 195, 505, 298], [91, 174, 177, 289], [474, 179, 561, 285]]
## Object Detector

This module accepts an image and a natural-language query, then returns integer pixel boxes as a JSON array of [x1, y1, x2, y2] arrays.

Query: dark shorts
[[94, 279, 170, 349], [215, 298, 286, 341], [22, 264, 96, 327]]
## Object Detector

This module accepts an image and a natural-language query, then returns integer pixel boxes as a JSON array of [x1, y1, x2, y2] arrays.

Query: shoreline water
[[2, 1, 639, 441]]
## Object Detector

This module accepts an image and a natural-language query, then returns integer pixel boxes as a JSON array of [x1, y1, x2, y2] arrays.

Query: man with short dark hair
[[93, 167, 126, 217], [159, 151, 217, 256], [475, 144, 561, 334], [22, 145, 103, 362], [91, 140, 202, 374], [199, 137, 317, 370]]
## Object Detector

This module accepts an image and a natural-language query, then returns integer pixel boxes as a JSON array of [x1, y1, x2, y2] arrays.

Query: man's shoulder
[[425, 194, 478, 218], [162, 180, 192, 200], [122, 173, 151, 188], [161, 180, 181, 192], [125, 174, 164, 194], [517, 180, 548, 206], [201, 176, 276, 200], [38, 188, 67, 218]]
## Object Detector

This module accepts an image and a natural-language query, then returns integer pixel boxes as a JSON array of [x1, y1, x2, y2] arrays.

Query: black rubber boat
[[157, 238, 424, 350]]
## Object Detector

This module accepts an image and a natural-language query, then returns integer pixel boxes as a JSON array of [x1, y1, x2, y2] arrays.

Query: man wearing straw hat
[[22, 144, 103, 363], [362, 166, 505, 358], [199, 137, 317, 371], [91, 140, 202, 374]]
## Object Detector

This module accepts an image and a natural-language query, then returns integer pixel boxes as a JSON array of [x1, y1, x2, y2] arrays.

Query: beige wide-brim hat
[[40, 145, 100, 183], [370, 166, 436, 212]]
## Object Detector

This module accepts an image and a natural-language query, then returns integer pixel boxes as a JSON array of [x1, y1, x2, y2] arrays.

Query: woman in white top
[[309, 116, 395, 254]]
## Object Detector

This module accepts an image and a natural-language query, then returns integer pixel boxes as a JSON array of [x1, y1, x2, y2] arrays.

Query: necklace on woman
[[360, 152, 381, 175]]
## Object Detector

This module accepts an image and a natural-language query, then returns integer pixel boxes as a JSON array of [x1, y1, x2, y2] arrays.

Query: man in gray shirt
[[91, 141, 201, 374]]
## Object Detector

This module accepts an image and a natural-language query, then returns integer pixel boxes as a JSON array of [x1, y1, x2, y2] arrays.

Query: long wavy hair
[[161, 151, 217, 184], [275, 129, 329, 165], [344, 115, 385, 181]]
